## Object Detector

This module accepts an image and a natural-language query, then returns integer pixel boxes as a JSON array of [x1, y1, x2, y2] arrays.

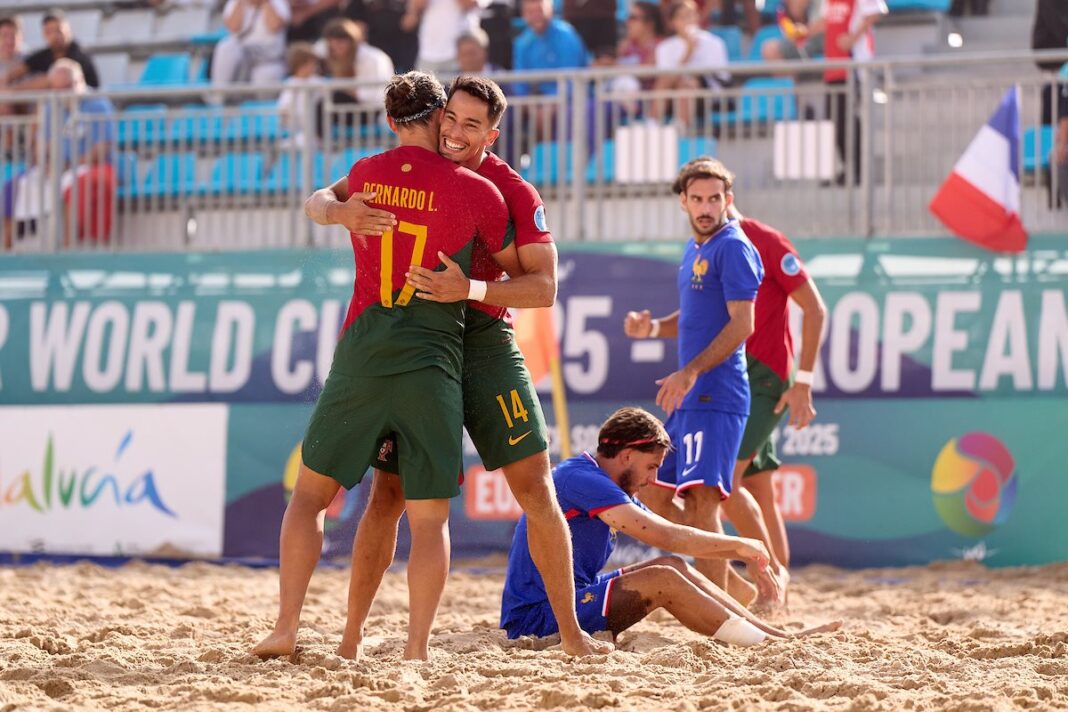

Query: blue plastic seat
[[225, 101, 283, 143], [139, 53, 191, 85], [204, 153, 265, 194], [1022, 125, 1053, 172], [711, 26, 744, 63], [678, 136, 718, 164], [749, 24, 784, 61], [264, 152, 328, 193], [885, 0, 950, 11], [522, 142, 573, 185], [328, 147, 382, 180], [2, 161, 25, 182], [586, 139, 615, 183], [169, 104, 225, 143], [117, 103, 167, 147], [738, 77, 798, 122], [138, 152, 197, 198]]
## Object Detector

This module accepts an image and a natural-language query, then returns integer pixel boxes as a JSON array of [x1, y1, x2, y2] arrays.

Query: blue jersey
[[677, 219, 764, 414], [500, 453, 635, 629]]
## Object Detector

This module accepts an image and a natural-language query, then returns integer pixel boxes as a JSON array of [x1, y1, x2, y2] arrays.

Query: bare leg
[[252, 464, 340, 658], [503, 451, 609, 656], [638, 485, 684, 523], [721, 460, 786, 608], [743, 470, 791, 568], [605, 564, 840, 640], [337, 471, 406, 660], [402, 498, 451, 660]]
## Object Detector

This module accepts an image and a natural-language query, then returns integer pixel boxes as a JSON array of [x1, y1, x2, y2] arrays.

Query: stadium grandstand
[[0, 0, 1064, 249]]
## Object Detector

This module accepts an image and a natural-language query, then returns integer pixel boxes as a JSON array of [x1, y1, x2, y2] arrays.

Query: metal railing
[[1, 48, 1065, 253]]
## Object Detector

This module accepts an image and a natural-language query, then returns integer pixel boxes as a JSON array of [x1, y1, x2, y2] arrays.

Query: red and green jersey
[[335, 145, 509, 381], [742, 218, 811, 382], [468, 152, 554, 321]]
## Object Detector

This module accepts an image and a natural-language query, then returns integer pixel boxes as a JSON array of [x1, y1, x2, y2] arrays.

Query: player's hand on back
[[409, 251, 471, 303], [334, 192, 397, 236], [774, 382, 816, 429], [624, 310, 653, 338]]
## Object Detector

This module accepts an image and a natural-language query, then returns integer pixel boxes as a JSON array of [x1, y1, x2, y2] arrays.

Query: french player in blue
[[624, 158, 770, 607], [501, 408, 841, 645]]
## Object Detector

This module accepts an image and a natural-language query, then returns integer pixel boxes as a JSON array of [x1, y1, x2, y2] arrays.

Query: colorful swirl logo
[[931, 433, 1017, 537]]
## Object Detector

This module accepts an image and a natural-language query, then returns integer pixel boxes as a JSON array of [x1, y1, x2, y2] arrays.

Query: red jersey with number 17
[[742, 218, 811, 382], [334, 145, 509, 382], [468, 152, 554, 320]]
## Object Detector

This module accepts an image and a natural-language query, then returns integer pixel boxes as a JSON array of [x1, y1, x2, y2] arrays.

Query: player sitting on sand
[[501, 407, 842, 645]]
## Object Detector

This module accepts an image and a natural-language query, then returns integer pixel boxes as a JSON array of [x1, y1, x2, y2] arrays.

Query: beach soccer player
[[252, 72, 515, 661], [302, 75, 609, 659], [501, 407, 841, 644], [623, 158, 771, 606]]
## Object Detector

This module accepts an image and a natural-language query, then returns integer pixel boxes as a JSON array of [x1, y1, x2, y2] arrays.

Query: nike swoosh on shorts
[[508, 431, 532, 446]]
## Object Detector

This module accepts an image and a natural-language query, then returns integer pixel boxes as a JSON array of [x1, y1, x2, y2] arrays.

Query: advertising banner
[[0, 404, 227, 557], [0, 235, 1066, 566]]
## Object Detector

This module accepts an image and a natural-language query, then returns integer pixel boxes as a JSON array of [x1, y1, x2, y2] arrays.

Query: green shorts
[[377, 312, 549, 475], [739, 356, 791, 478], [301, 366, 463, 500]]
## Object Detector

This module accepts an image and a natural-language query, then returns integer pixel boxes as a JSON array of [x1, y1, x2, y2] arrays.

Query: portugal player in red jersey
[[254, 72, 516, 661], [304, 76, 610, 660]]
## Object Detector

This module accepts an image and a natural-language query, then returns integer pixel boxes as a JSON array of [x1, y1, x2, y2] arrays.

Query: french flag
[[929, 86, 1028, 253]]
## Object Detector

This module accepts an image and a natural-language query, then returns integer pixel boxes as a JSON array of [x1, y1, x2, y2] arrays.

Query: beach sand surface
[[1, 560, 1067, 711]]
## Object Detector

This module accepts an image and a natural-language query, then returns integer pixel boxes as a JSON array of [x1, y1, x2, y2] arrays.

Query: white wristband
[[795, 369, 814, 385], [467, 279, 488, 302], [648, 319, 660, 339]]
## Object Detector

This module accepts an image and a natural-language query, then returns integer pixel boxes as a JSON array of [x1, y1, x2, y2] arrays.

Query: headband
[[391, 96, 446, 125], [598, 436, 662, 447]]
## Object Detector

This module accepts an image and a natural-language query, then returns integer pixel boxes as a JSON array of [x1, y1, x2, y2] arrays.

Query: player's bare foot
[[403, 641, 430, 660], [251, 628, 297, 659], [336, 635, 363, 661], [792, 620, 843, 637], [561, 630, 614, 656]]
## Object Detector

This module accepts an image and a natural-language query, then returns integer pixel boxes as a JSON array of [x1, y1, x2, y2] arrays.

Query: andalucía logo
[[931, 432, 1017, 537], [0, 431, 176, 516]]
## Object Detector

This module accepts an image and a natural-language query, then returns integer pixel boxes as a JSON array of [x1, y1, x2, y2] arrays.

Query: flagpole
[[549, 355, 571, 459]]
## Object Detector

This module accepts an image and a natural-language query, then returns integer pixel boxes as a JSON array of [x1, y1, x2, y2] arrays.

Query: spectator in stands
[[1058, 83, 1068, 206], [821, 0, 886, 185], [619, 1, 663, 90], [0, 17, 24, 119], [513, 0, 588, 96], [563, 0, 617, 58], [2, 59, 115, 250], [344, 0, 417, 72], [402, 0, 482, 75], [1032, 0, 1068, 129], [712, 0, 760, 35], [212, 0, 291, 87], [948, 0, 988, 18], [315, 18, 393, 136], [278, 43, 323, 145], [0, 11, 99, 91], [761, 0, 824, 64], [456, 27, 499, 73], [288, 0, 343, 43], [653, 0, 730, 127]]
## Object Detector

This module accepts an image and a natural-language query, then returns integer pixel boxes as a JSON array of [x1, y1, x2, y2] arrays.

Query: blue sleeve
[[720, 237, 763, 302], [567, 30, 589, 67], [558, 469, 632, 517], [512, 35, 531, 96]]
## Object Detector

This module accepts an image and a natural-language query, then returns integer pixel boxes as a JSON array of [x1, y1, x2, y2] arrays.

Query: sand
[[1, 559, 1067, 711]]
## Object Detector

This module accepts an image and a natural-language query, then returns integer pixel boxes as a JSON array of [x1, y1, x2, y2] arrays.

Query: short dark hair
[[448, 75, 508, 127], [42, 9, 67, 25], [672, 156, 734, 195], [0, 16, 20, 32], [385, 71, 447, 127], [596, 407, 671, 459], [634, 2, 665, 36]]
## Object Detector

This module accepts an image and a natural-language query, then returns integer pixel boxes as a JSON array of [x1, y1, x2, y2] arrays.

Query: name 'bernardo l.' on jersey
[[335, 145, 509, 382]]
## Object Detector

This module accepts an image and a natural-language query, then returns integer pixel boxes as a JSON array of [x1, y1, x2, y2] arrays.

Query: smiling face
[[438, 89, 500, 169], [680, 176, 732, 240], [42, 18, 69, 52]]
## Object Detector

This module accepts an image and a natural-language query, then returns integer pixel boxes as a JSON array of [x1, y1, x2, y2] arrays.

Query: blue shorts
[[655, 409, 748, 498], [502, 569, 623, 639]]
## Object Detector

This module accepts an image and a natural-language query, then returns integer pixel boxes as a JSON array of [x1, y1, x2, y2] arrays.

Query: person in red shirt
[[303, 76, 611, 660], [731, 208, 826, 596], [253, 71, 517, 662]]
